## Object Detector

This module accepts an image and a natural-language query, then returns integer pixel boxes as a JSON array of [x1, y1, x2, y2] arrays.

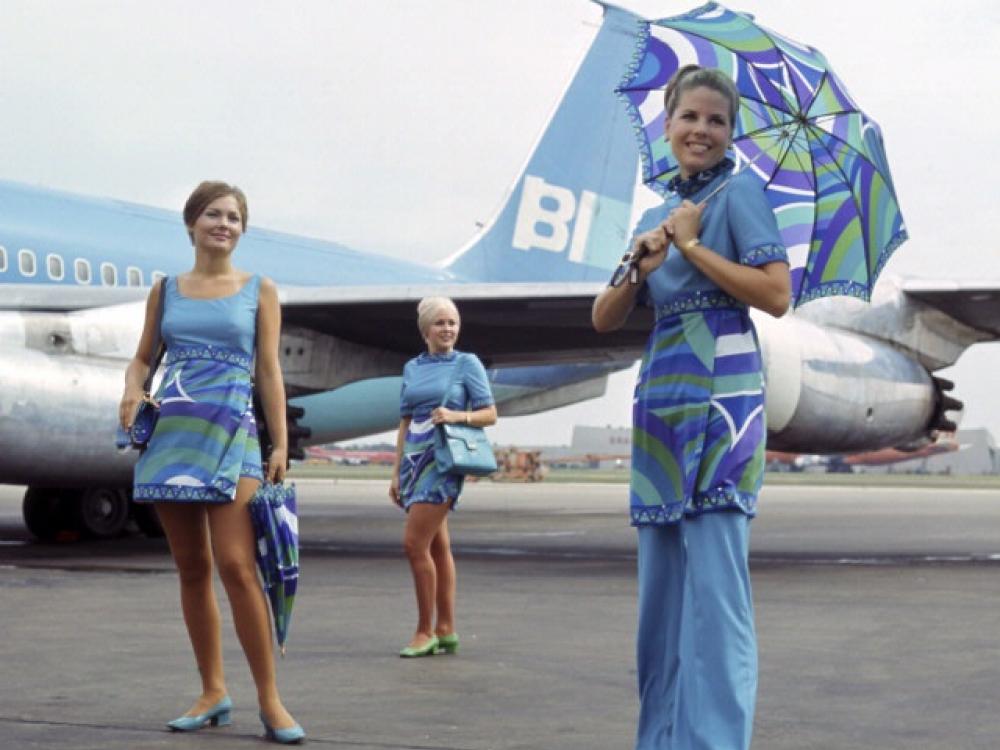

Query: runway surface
[[1, 479, 999, 749]]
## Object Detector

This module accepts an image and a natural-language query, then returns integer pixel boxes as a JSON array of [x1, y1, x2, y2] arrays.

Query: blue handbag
[[115, 277, 168, 451], [432, 355, 497, 477]]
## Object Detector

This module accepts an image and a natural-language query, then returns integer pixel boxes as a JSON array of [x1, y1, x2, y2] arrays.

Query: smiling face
[[189, 195, 244, 255], [422, 304, 460, 355], [665, 85, 733, 179]]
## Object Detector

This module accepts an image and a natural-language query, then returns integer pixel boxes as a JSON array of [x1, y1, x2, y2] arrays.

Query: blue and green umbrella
[[616, 1, 907, 306], [249, 482, 299, 656]]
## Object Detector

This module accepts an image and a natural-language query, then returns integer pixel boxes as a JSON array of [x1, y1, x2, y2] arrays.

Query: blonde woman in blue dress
[[118, 182, 303, 743], [390, 297, 497, 657]]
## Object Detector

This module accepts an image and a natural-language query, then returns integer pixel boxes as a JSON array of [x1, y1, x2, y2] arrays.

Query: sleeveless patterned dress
[[133, 275, 263, 503]]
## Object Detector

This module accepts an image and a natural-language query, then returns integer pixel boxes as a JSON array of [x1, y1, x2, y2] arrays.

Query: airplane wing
[[279, 282, 651, 367], [902, 280, 1000, 339], [1, 281, 651, 369], [0, 284, 147, 310]]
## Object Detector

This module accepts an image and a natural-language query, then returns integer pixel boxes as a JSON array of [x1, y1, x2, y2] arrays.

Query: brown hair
[[663, 64, 739, 130], [182, 181, 248, 244]]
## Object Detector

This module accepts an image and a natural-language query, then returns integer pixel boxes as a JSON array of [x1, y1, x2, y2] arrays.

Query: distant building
[[570, 425, 631, 455]]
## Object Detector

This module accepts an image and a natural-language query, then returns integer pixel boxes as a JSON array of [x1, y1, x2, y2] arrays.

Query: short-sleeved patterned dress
[[398, 351, 495, 510], [133, 275, 263, 503], [629, 159, 788, 526]]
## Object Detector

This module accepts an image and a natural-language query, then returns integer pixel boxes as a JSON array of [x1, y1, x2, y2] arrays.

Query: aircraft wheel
[[22, 487, 78, 542], [131, 499, 164, 538], [75, 487, 130, 539]]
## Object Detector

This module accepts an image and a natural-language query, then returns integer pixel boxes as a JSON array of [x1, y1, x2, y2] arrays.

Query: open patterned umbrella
[[616, 1, 907, 306], [249, 482, 299, 656]]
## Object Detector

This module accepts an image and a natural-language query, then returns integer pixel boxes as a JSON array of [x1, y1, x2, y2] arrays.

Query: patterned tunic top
[[628, 162, 788, 525]]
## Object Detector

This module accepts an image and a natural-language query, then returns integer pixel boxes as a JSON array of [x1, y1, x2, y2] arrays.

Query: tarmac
[[2, 479, 1000, 749]]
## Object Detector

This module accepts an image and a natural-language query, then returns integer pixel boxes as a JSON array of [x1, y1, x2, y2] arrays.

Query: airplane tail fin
[[442, 5, 647, 283]]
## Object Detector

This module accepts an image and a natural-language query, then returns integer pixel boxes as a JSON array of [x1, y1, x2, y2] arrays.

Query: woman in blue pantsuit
[[593, 65, 791, 749]]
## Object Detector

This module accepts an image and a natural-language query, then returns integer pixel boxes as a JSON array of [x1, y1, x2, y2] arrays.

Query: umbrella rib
[[803, 118, 889, 179], [782, 127, 818, 194], [804, 121, 873, 283]]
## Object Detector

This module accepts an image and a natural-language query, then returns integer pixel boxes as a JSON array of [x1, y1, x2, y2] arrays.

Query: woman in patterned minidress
[[119, 182, 303, 743], [593, 66, 791, 750], [389, 297, 496, 658]]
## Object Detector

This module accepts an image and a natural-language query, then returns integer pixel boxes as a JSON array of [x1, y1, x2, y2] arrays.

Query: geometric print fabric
[[630, 308, 764, 525]]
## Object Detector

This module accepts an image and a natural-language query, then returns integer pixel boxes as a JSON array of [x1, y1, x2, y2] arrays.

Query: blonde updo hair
[[416, 296, 459, 336]]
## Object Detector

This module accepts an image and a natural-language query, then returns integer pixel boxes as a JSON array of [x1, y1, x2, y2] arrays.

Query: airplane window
[[47, 254, 65, 281], [126, 266, 143, 287], [75, 258, 92, 284], [0, 246, 6, 273], [18, 249, 37, 277], [100, 262, 118, 286]]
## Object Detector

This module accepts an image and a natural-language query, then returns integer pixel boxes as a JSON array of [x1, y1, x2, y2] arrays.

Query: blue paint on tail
[[444, 6, 643, 283]]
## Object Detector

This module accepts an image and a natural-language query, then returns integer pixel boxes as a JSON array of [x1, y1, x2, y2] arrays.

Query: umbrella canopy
[[249, 482, 299, 656], [616, 1, 907, 306]]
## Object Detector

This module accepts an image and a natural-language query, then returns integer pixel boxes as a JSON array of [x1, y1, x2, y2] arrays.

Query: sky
[[2, 0, 998, 447]]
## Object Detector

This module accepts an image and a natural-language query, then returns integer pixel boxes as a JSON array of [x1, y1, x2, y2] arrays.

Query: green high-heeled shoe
[[435, 633, 459, 655], [399, 635, 439, 658]]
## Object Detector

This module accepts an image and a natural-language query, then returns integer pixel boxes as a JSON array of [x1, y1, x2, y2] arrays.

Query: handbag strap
[[142, 276, 169, 395], [438, 352, 467, 409]]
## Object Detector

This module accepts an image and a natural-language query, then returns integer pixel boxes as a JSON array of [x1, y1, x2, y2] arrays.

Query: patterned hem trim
[[793, 225, 908, 309], [166, 345, 252, 371], [405, 495, 457, 510], [132, 482, 237, 503], [630, 488, 757, 526], [741, 243, 788, 267], [134, 484, 233, 503], [654, 290, 743, 319], [795, 279, 872, 306]]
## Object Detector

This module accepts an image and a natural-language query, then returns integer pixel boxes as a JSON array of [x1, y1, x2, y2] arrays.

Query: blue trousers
[[635, 512, 757, 750]]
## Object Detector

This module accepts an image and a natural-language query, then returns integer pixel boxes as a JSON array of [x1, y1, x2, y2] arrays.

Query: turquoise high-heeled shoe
[[435, 633, 459, 655], [259, 711, 306, 744], [399, 635, 439, 658], [166, 695, 232, 732]]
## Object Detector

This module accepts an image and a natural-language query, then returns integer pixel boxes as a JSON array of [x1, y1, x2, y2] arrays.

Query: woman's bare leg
[[207, 478, 295, 730], [430, 518, 456, 637], [402, 502, 451, 647], [155, 503, 228, 715]]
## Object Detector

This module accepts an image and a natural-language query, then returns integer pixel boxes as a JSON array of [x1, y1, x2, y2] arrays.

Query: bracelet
[[465, 412, 470, 425], [682, 237, 701, 253]]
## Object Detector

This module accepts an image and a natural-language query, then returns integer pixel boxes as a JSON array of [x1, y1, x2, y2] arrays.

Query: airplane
[[0, 3, 996, 542], [303, 446, 396, 467], [767, 435, 962, 473]]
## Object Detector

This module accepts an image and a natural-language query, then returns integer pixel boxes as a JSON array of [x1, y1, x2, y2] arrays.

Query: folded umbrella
[[249, 482, 299, 656]]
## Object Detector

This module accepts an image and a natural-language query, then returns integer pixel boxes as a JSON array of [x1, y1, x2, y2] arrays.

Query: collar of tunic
[[666, 157, 735, 199]]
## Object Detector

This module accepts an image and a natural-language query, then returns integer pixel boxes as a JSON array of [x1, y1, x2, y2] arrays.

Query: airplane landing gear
[[22, 486, 161, 541], [22, 487, 79, 542], [131, 500, 164, 538], [74, 487, 130, 539]]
